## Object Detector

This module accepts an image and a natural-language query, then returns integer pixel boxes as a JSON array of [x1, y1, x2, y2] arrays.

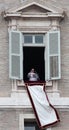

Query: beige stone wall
[[0, 0, 20, 96], [57, 0, 69, 97], [0, 1, 69, 130], [0, 0, 69, 97], [0, 12, 12, 96], [0, 109, 19, 130], [0, 108, 68, 130], [52, 110, 69, 130]]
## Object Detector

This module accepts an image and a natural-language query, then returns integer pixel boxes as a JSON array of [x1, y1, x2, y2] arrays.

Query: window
[[9, 31, 61, 81], [24, 34, 32, 43], [23, 34, 45, 81], [23, 47, 45, 81], [35, 34, 43, 43], [24, 121, 40, 130], [23, 34, 44, 44]]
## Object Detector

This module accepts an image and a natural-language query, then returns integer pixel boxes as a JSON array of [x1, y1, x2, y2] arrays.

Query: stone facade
[[0, 0, 69, 130]]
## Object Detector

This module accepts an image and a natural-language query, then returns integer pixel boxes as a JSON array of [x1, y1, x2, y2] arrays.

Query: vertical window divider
[[33, 35, 35, 44]]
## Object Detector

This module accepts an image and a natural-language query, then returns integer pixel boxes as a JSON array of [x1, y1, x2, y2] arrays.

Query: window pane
[[35, 35, 43, 43], [50, 56, 58, 78], [24, 35, 32, 43], [24, 121, 40, 130], [25, 126, 35, 130]]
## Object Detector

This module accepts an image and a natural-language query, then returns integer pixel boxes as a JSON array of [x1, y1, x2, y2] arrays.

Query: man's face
[[31, 69, 34, 72]]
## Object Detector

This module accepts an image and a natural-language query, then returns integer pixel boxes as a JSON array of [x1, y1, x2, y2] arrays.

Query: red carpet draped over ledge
[[25, 82, 60, 129]]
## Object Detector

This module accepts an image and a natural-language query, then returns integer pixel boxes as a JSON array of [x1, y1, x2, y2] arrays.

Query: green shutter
[[46, 31, 61, 80], [9, 31, 23, 80]]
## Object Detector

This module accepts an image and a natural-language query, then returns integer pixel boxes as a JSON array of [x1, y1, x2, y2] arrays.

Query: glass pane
[[25, 126, 35, 130], [24, 35, 32, 43], [50, 56, 58, 78], [35, 35, 43, 43], [24, 121, 40, 130]]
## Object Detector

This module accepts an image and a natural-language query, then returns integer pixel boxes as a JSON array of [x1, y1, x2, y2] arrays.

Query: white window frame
[[9, 30, 61, 82], [23, 33, 45, 47], [19, 113, 51, 130]]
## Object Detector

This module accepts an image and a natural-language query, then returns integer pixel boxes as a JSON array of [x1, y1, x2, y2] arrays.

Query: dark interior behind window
[[23, 47, 45, 81]]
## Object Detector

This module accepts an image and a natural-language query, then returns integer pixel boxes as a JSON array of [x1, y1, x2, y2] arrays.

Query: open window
[[9, 31, 61, 81], [23, 47, 45, 81]]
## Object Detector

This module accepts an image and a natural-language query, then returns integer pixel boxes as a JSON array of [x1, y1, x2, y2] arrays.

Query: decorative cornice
[[4, 12, 64, 19], [3, 0, 64, 19], [0, 97, 68, 109]]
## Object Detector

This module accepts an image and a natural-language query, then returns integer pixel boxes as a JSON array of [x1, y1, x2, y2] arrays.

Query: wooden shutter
[[9, 31, 23, 80], [46, 31, 61, 80]]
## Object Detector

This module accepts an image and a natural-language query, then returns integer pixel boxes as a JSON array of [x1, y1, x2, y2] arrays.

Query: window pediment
[[4, 1, 64, 19]]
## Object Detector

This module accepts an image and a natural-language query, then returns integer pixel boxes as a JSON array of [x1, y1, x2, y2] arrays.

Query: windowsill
[[17, 80, 52, 88], [11, 80, 60, 98]]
